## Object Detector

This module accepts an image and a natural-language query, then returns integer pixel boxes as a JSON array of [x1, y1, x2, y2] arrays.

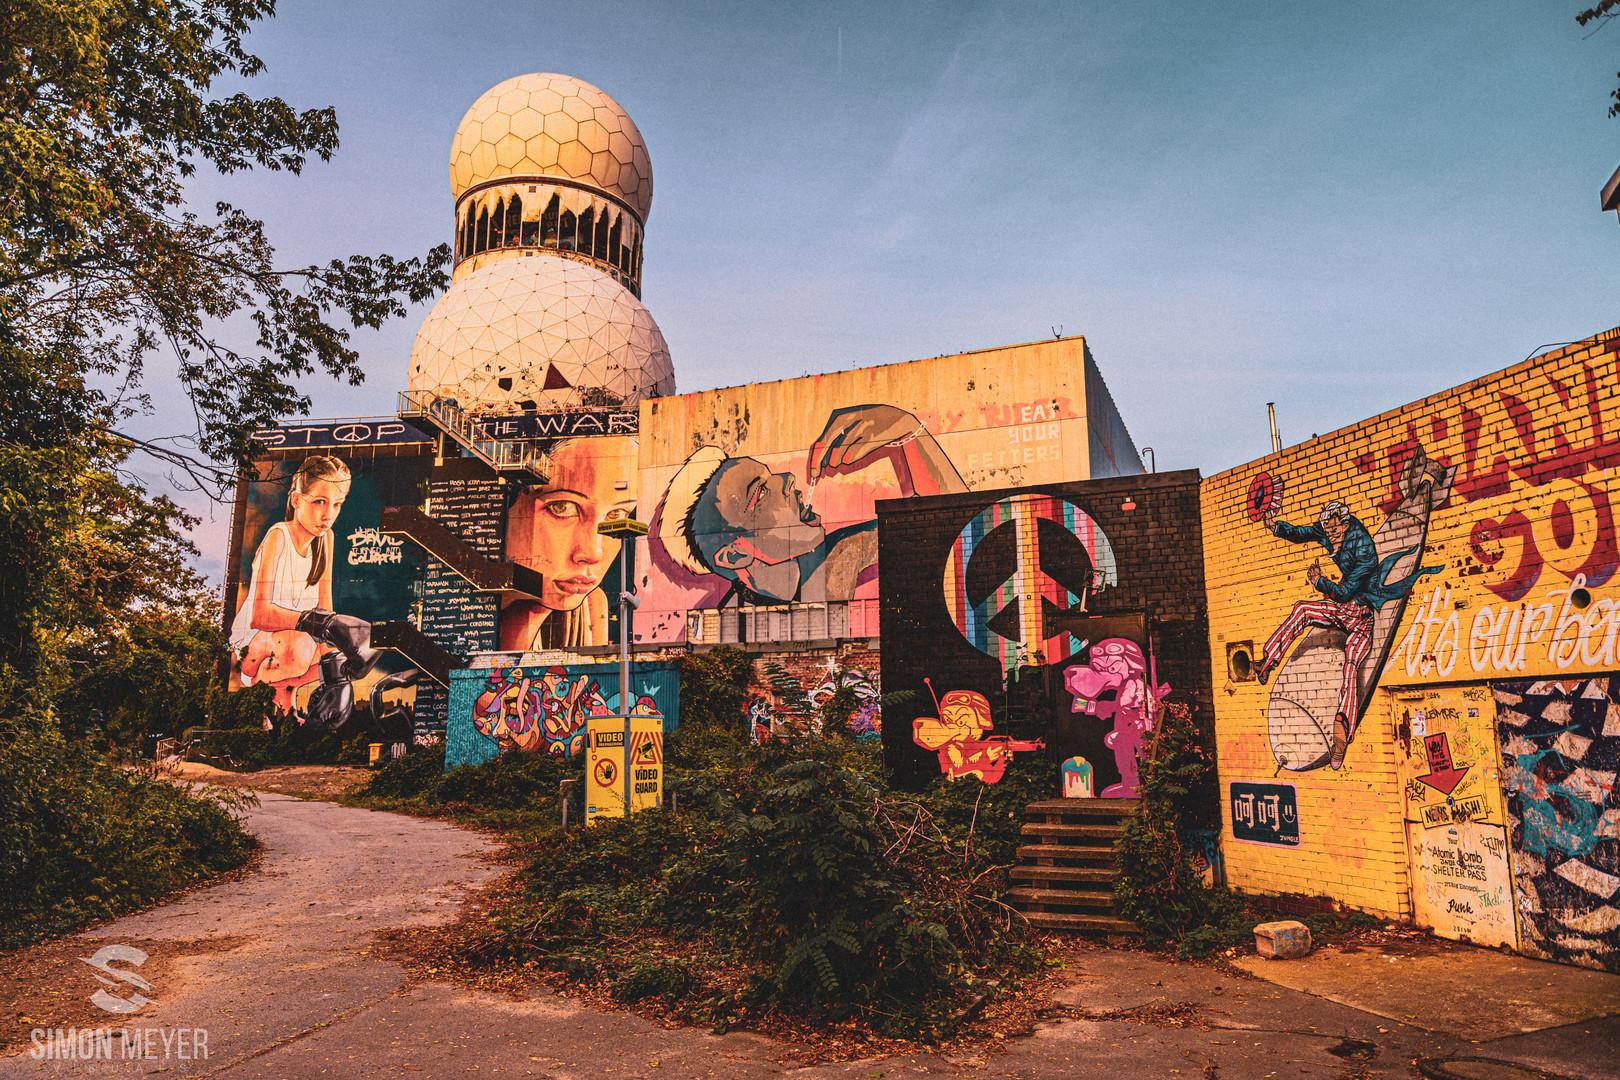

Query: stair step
[[1016, 911, 1140, 933], [1024, 798, 1140, 815], [1014, 844, 1116, 864], [1006, 887, 1115, 908], [1010, 865, 1113, 883], [1021, 822, 1124, 839]]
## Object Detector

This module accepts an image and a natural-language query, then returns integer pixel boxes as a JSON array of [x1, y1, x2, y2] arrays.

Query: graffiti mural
[[1064, 637, 1170, 797], [654, 405, 965, 612], [748, 658, 882, 743], [912, 682, 1044, 783], [1394, 684, 1517, 948], [227, 453, 429, 740], [445, 661, 680, 769], [500, 435, 638, 650], [879, 471, 1210, 795], [1061, 756, 1094, 797], [1252, 447, 1452, 772], [1493, 677, 1620, 972], [470, 665, 614, 758]]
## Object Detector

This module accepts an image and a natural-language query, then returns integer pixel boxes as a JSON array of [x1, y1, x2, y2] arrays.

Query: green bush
[[1113, 701, 1218, 946], [201, 726, 277, 768], [444, 741, 1040, 1035], [360, 742, 576, 812], [0, 726, 256, 948]]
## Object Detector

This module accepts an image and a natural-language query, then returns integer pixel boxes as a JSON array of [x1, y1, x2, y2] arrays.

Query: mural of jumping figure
[[1252, 447, 1453, 771]]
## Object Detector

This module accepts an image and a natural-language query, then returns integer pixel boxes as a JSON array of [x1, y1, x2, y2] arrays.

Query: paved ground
[[4, 791, 1615, 1079]]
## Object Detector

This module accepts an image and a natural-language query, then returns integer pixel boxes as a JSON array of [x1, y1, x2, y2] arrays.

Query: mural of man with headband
[[656, 404, 966, 604]]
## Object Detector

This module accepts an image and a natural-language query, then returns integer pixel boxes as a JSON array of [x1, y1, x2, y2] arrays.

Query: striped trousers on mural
[[1261, 599, 1375, 733]]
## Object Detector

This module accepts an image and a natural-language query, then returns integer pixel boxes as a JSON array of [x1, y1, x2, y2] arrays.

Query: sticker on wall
[[912, 680, 1044, 783], [1061, 756, 1094, 798], [1250, 445, 1454, 773], [1230, 781, 1301, 847], [943, 493, 1118, 671]]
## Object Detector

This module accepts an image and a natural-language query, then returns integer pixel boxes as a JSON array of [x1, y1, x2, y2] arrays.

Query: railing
[[398, 390, 552, 479]]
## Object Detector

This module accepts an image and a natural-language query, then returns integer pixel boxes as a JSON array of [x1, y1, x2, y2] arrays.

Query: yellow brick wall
[[1202, 326, 1620, 916]]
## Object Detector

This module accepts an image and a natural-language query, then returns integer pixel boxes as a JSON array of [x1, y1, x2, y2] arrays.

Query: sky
[[142, 1, 1620, 579]]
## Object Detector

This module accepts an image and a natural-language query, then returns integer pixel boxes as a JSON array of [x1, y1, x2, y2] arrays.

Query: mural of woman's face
[[289, 478, 349, 543], [510, 438, 637, 612], [703, 458, 825, 565]]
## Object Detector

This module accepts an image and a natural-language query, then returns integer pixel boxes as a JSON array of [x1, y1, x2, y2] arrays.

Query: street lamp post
[[597, 517, 648, 816]]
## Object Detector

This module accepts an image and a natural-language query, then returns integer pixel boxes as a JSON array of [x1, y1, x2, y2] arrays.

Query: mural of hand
[[808, 405, 921, 482]]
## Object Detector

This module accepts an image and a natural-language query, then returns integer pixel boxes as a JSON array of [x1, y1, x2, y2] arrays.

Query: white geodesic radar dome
[[450, 73, 653, 223], [407, 257, 673, 408]]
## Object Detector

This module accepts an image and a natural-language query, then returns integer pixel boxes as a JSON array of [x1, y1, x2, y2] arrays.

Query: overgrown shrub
[[1112, 701, 1217, 947], [444, 740, 1043, 1035], [670, 647, 754, 766], [360, 742, 576, 812], [0, 726, 256, 948]]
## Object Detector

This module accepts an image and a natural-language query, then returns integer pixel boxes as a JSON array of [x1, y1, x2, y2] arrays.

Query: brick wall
[[1202, 326, 1620, 919], [877, 471, 1211, 792]]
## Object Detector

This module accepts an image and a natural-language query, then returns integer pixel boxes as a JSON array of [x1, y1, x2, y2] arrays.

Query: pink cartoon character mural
[[1063, 638, 1170, 797]]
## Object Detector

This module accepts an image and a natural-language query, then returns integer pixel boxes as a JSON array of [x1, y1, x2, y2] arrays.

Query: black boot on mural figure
[[304, 651, 355, 733], [295, 608, 383, 680]]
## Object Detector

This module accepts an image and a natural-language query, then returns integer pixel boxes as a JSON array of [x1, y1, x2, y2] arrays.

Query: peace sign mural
[[943, 493, 1119, 671]]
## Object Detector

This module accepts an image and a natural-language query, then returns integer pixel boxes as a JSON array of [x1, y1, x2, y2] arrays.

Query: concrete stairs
[[1007, 798, 1141, 933]]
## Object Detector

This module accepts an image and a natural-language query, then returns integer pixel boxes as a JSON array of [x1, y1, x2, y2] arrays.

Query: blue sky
[[153, 1, 1620, 576]]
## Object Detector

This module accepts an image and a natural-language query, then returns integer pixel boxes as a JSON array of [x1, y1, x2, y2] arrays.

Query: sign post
[[597, 518, 650, 820]]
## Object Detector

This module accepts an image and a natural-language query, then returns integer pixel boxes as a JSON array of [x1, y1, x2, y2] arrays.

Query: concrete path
[[3, 792, 502, 1077], [5, 792, 1615, 1079]]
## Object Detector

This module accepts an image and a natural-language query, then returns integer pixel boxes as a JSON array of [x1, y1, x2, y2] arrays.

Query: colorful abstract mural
[[445, 661, 680, 769], [1493, 678, 1620, 972]]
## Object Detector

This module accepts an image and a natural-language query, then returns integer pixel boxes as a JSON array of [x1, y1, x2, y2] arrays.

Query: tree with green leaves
[[1579, 2, 1620, 116], [0, 0, 448, 731]]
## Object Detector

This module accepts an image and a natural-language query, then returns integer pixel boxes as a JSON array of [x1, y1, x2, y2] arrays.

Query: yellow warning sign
[[585, 713, 664, 824]]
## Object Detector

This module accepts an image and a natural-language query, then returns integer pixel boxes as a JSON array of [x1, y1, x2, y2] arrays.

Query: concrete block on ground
[[1254, 920, 1312, 959]]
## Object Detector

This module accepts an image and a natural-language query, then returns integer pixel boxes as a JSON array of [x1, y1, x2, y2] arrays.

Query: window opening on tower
[[505, 194, 523, 246], [578, 206, 595, 258]]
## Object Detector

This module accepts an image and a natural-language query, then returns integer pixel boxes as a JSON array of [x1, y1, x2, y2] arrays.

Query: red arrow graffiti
[[1418, 732, 1469, 796]]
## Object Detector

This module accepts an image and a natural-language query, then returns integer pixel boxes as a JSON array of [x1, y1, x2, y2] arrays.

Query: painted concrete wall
[[1203, 327, 1620, 954], [634, 337, 1142, 645]]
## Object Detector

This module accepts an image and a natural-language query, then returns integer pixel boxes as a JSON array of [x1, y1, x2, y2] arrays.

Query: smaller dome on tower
[[408, 258, 673, 409], [449, 73, 653, 223]]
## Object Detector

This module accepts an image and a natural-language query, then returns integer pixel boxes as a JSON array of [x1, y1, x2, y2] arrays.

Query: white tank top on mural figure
[[229, 521, 322, 650]]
